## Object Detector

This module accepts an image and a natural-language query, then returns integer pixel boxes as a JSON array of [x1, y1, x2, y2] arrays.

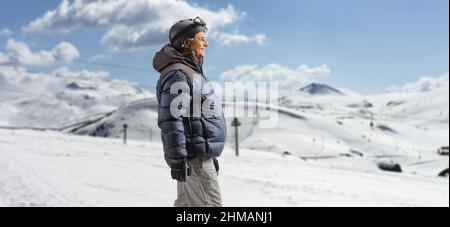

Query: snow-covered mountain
[[283, 84, 449, 130], [298, 83, 344, 96], [1, 69, 449, 206], [278, 85, 449, 174], [1, 66, 448, 178], [0, 67, 154, 128], [374, 88, 449, 129], [64, 97, 448, 178], [65, 98, 160, 142]]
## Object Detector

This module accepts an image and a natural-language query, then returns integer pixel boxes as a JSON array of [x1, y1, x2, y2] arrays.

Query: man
[[153, 17, 227, 207]]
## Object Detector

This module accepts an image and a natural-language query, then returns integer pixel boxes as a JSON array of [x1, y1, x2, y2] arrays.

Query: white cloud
[[0, 66, 61, 95], [0, 28, 12, 37], [0, 53, 9, 64], [2, 39, 53, 66], [0, 66, 111, 98], [52, 42, 80, 63], [23, 0, 261, 50], [0, 39, 79, 66], [387, 73, 449, 93], [0, 66, 109, 88], [220, 64, 331, 92], [210, 31, 267, 46]]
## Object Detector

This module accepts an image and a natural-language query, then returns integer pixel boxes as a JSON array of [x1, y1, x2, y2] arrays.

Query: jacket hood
[[153, 44, 203, 75]]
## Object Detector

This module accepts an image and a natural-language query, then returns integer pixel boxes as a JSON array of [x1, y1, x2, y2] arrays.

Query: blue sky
[[0, 0, 448, 94]]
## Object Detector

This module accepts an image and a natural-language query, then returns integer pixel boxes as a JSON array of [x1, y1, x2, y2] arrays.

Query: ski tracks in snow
[[0, 151, 78, 207]]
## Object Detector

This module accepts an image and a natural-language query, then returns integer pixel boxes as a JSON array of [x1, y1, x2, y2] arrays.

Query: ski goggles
[[193, 16, 207, 27]]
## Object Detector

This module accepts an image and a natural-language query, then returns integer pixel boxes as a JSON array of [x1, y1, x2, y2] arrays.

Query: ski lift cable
[[0, 48, 152, 71], [72, 59, 150, 72]]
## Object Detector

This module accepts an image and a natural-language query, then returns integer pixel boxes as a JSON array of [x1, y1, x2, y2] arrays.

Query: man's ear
[[181, 40, 190, 49], [182, 38, 194, 49]]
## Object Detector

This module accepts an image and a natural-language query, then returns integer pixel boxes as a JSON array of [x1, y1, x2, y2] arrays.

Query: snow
[[66, 94, 449, 178], [0, 66, 154, 128], [1, 69, 449, 206], [274, 85, 449, 176], [66, 98, 160, 142], [298, 83, 344, 96], [0, 129, 448, 207]]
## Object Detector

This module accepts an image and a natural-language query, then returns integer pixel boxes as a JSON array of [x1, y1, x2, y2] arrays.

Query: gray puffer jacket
[[153, 44, 227, 166]]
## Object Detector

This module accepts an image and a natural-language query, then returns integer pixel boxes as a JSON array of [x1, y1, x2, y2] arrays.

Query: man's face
[[186, 31, 208, 60]]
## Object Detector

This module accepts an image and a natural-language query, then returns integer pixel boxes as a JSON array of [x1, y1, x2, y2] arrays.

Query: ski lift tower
[[231, 118, 242, 157]]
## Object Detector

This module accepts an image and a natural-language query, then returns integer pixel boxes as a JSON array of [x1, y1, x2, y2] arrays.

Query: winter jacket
[[153, 44, 227, 166]]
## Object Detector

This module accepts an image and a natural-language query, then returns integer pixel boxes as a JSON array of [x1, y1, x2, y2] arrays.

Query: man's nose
[[204, 39, 209, 48]]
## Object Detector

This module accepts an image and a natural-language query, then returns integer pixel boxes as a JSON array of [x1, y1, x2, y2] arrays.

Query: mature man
[[153, 17, 227, 207]]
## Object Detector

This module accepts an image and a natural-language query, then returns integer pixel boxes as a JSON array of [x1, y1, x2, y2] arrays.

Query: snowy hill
[[374, 88, 449, 129], [0, 67, 154, 128], [0, 129, 448, 207], [1, 66, 448, 184], [298, 83, 344, 96], [284, 84, 449, 130], [63, 96, 449, 178], [65, 98, 161, 142]]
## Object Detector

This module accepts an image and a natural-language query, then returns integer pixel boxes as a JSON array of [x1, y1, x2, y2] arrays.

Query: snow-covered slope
[[64, 94, 448, 178], [66, 98, 161, 142], [274, 85, 449, 176], [284, 85, 449, 130], [298, 83, 345, 96], [373, 88, 449, 129], [2, 66, 448, 181], [0, 129, 448, 207], [0, 67, 154, 129]]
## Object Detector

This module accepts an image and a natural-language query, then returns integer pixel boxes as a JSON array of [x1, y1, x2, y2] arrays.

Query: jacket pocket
[[203, 117, 227, 142]]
